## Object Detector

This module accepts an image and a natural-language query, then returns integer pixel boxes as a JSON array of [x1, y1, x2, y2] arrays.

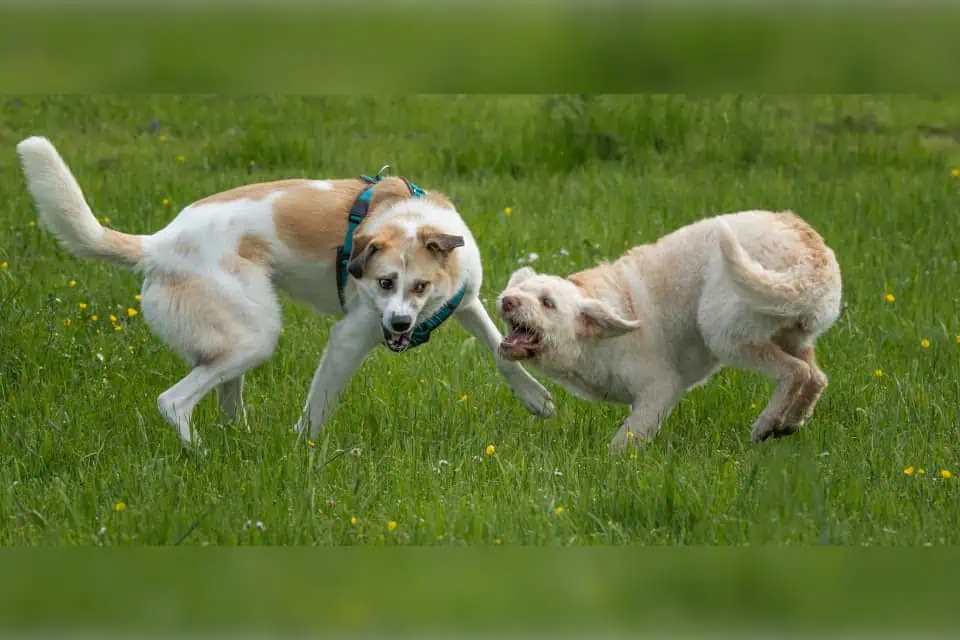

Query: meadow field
[[1, 95, 958, 547]]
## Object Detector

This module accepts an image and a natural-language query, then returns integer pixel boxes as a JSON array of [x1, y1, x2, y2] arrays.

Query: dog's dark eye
[[541, 296, 555, 309], [378, 278, 394, 291], [412, 281, 429, 295]]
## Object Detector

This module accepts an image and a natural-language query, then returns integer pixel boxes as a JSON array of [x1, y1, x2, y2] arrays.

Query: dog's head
[[348, 224, 465, 353], [495, 266, 641, 362]]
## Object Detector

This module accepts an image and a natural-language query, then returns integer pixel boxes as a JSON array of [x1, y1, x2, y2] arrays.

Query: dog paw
[[514, 377, 555, 418], [608, 429, 650, 455], [750, 417, 800, 444]]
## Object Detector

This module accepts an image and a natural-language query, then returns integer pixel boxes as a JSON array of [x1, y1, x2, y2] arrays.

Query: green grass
[[1, 95, 958, 546]]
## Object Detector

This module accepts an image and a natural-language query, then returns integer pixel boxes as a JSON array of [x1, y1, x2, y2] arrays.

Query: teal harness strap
[[408, 281, 468, 348], [336, 172, 468, 351]]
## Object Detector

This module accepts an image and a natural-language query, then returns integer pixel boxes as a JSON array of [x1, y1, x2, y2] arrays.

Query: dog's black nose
[[390, 315, 412, 332]]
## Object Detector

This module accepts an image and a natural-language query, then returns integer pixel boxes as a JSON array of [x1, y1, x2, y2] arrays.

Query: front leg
[[609, 378, 684, 455], [455, 297, 555, 418], [294, 310, 382, 440]]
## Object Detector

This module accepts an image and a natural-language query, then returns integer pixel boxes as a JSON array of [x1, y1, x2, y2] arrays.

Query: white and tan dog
[[496, 210, 842, 453], [17, 136, 554, 445]]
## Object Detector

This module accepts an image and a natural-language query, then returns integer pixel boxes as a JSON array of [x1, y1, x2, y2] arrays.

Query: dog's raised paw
[[517, 380, 555, 418], [751, 421, 800, 444]]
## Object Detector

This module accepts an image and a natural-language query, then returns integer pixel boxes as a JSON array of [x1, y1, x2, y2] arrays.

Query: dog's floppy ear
[[507, 266, 537, 288], [347, 234, 381, 279], [576, 299, 641, 339], [421, 232, 464, 258]]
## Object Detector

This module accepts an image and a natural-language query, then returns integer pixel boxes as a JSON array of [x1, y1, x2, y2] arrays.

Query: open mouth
[[382, 327, 413, 353], [499, 320, 544, 361]]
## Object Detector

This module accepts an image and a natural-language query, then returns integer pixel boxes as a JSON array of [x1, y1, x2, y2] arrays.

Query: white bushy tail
[[716, 221, 805, 316], [17, 136, 144, 267]]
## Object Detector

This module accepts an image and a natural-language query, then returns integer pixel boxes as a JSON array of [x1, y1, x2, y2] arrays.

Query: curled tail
[[17, 136, 144, 268], [716, 220, 807, 315]]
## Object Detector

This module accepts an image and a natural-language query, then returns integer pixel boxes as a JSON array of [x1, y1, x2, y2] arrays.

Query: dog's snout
[[390, 315, 413, 332], [501, 296, 520, 313]]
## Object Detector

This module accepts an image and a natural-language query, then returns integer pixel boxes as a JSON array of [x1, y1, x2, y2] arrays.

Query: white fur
[[17, 137, 143, 264], [18, 136, 554, 446], [497, 210, 842, 453]]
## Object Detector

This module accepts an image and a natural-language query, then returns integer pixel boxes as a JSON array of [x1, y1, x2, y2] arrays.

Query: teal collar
[[335, 171, 468, 351]]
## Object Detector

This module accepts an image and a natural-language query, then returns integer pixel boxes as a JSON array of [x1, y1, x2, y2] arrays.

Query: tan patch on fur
[[193, 179, 311, 207], [567, 263, 635, 318], [777, 211, 830, 274], [191, 175, 454, 263], [416, 224, 462, 288], [272, 177, 441, 261], [237, 234, 272, 265], [219, 235, 274, 274], [357, 225, 406, 259], [101, 228, 143, 265]]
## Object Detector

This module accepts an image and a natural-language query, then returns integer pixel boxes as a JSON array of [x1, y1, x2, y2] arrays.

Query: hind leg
[[773, 329, 828, 429], [142, 269, 281, 445], [721, 342, 811, 444], [780, 346, 827, 428], [159, 338, 275, 445], [216, 376, 249, 430]]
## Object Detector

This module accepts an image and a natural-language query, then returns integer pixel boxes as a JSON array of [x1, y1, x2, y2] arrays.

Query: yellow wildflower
[[459, 394, 468, 402], [956, 335, 960, 344], [884, 293, 895, 303], [176, 155, 185, 162], [63, 318, 72, 327], [921, 339, 930, 349], [0, 261, 7, 270], [127, 307, 138, 318], [504, 207, 512, 216], [113, 325, 122, 332], [307, 440, 316, 448], [101, 216, 111, 225], [918, 468, 926, 476], [135, 294, 143, 302], [751, 403, 759, 409], [494, 538, 502, 545], [874, 369, 884, 378], [109, 315, 117, 322], [626, 431, 636, 440], [940, 469, 953, 479], [91, 315, 98, 322], [78, 303, 88, 310], [485, 444, 496, 456], [113, 501, 126, 512], [952, 168, 960, 177], [387, 520, 398, 531], [350, 516, 358, 526], [162, 198, 171, 206], [904, 466, 914, 475], [68, 280, 76, 287], [554, 506, 565, 516], [158, 134, 167, 142]]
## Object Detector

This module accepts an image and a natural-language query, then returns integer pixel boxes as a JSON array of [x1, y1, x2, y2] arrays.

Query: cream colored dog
[[496, 210, 842, 453], [17, 136, 554, 446]]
